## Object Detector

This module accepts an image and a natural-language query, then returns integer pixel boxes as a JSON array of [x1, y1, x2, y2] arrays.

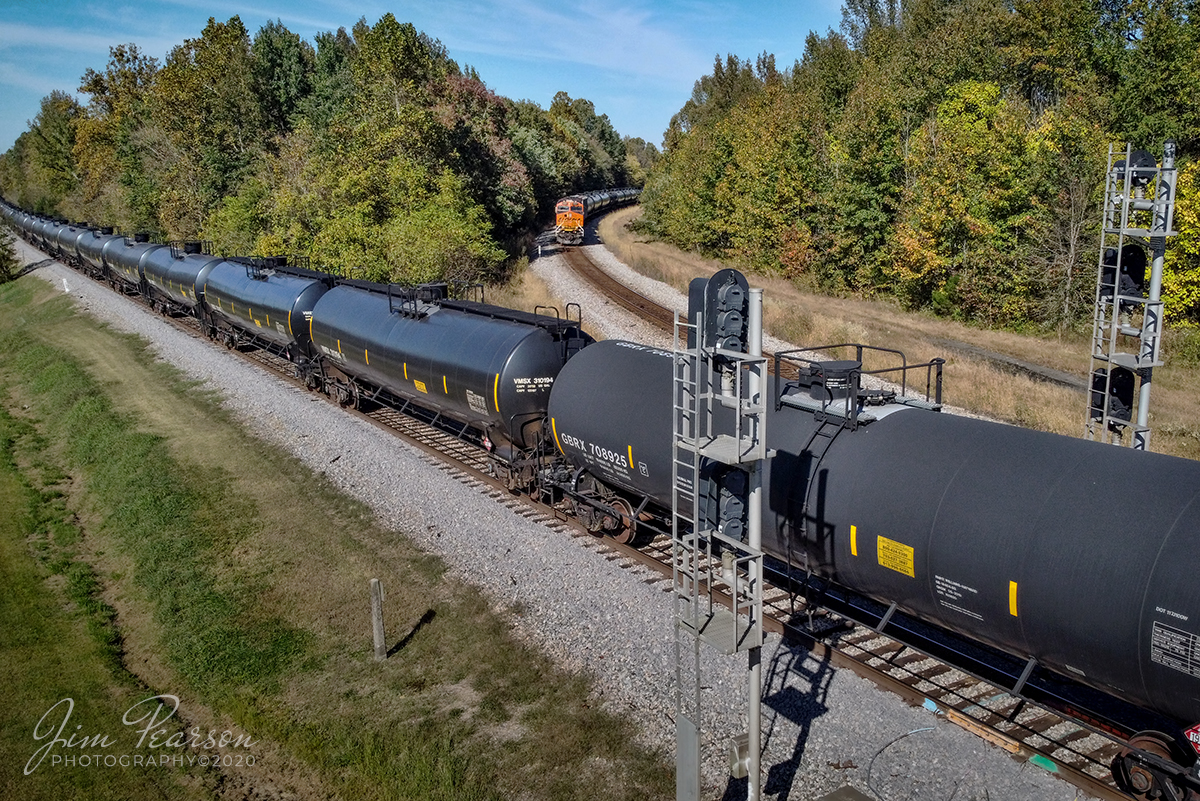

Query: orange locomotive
[[554, 188, 640, 245]]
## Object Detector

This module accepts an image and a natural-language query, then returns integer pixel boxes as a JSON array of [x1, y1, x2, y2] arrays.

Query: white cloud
[[0, 60, 81, 100], [412, 0, 709, 89], [0, 23, 122, 55]]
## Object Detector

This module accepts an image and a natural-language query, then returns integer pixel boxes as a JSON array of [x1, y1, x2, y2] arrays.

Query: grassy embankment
[[599, 206, 1200, 461], [0, 274, 670, 801]]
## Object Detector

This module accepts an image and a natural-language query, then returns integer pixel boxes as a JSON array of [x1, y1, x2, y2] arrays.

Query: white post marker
[[371, 578, 386, 661]]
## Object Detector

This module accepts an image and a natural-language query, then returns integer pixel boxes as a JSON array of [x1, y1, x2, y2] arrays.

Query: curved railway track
[[40, 238, 1126, 801], [560, 245, 676, 330]]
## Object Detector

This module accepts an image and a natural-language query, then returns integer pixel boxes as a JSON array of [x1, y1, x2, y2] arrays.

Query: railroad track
[[559, 245, 676, 330], [56, 245, 1126, 801]]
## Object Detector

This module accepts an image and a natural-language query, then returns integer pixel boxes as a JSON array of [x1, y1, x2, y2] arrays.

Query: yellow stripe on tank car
[[1009, 581, 1019, 617], [365, 349, 369, 365], [551, 418, 563, 454], [404, 363, 408, 380], [851, 525, 858, 556], [443, 376, 448, 394], [493, 374, 500, 412], [628, 445, 633, 469], [288, 311, 294, 338]]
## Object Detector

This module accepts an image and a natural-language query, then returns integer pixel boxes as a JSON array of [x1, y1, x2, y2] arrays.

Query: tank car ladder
[[1085, 143, 1177, 450], [670, 304, 768, 801]]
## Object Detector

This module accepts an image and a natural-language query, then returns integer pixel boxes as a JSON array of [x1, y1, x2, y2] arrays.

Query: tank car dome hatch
[[809, 360, 861, 401]]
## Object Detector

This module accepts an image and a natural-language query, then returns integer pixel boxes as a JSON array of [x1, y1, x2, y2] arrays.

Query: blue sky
[[0, 0, 843, 154]]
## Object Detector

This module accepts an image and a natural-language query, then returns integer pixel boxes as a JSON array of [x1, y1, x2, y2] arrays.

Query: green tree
[[815, 59, 904, 291], [889, 80, 1038, 322], [664, 54, 763, 148], [0, 227, 19, 283], [252, 20, 314, 137], [1163, 160, 1200, 324], [1024, 99, 1109, 329], [75, 44, 159, 230], [29, 91, 83, 208], [300, 28, 356, 133], [1112, 0, 1200, 155], [622, 137, 659, 187], [351, 13, 454, 124], [153, 16, 264, 237]]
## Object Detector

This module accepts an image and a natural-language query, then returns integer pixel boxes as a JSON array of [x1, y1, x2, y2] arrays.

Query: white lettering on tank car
[[1156, 606, 1190, 621], [558, 433, 631, 471], [512, 376, 554, 393], [559, 433, 586, 451], [587, 442, 629, 468], [934, 575, 982, 620], [615, 341, 673, 359], [934, 575, 979, 603]]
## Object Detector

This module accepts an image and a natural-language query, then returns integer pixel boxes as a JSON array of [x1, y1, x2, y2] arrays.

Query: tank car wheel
[[1113, 731, 1193, 801], [605, 497, 638, 545], [336, 381, 360, 410]]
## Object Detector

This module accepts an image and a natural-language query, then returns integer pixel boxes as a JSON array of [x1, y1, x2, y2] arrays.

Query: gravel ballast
[[15, 237, 1090, 801]]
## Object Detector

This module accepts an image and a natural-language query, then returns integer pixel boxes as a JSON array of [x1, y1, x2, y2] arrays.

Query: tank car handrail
[[774, 344, 944, 409], [386, 281, 448, 318], [441, 300, 586, 340], [169, 240, 213, 259], [223, 255, 334, 286], [566, 302, 583, 329]]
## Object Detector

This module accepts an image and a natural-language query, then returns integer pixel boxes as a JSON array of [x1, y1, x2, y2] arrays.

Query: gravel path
[[15, 237, 1089, 801]]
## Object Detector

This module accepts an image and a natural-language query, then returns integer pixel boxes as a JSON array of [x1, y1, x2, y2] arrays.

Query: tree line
[[638, 0, 1200, 329], [0, 14, 659, 284]]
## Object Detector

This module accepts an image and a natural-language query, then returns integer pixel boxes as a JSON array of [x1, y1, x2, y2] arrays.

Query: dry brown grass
[[488, 257, 606, 341], [486, 257, 559, 313], [599, 207, 1200, 460]]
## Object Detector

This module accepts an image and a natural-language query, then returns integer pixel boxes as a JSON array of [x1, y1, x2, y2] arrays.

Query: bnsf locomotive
[[3, 198, 1199, 801], [554, 188, 639, 245]]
